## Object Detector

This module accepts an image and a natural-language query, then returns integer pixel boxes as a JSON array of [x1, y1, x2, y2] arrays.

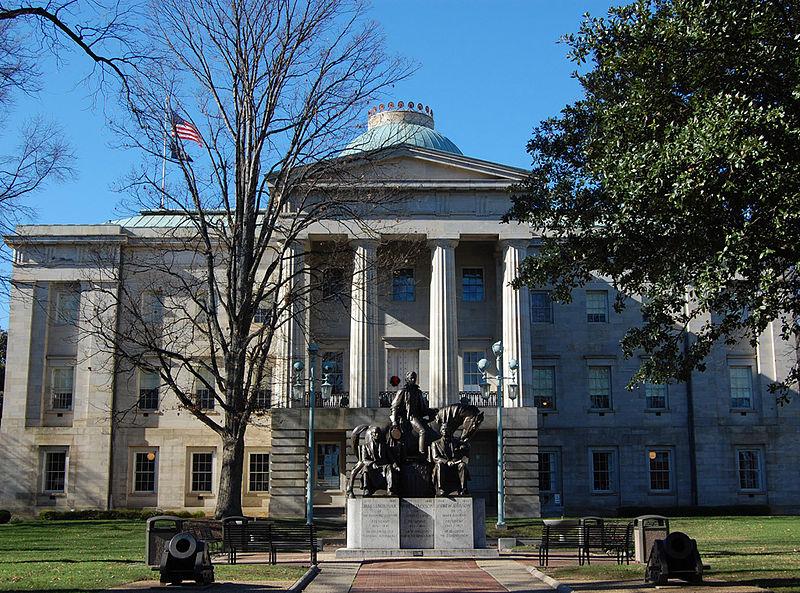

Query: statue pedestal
[[336, 497, 498, 559]]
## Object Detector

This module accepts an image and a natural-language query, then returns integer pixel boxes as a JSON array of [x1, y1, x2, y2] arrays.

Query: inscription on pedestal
[[434, 498, 474, 549], [400, 498, 435, 548], [360, 498, 400, 549]]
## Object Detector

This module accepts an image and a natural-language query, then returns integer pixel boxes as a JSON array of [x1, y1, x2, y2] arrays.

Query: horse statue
[[430, 403, 484, 496]]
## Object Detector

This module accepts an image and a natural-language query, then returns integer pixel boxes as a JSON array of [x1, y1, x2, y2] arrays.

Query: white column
[[501, 240, 531, 408], [428, 239, 459, 408], [275, 241, 306, 408], [348, 239, 379, 407]]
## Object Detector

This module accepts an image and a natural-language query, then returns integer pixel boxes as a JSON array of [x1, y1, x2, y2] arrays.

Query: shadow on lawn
[[0, 583, 291, 593], [704, 550, 795, 558], [0, 558, 142, 565]]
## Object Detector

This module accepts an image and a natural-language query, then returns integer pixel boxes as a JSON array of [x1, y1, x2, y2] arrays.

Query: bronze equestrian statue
[[346, 372, 484, 497]]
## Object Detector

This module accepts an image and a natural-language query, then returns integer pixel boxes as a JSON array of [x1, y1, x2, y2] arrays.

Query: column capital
[[427, 238, 459, 250], [499, 238, 530, 251], [350, 237, 380, 250]]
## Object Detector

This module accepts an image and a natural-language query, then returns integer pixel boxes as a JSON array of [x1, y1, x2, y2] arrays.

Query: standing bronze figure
[[389, 371, 438, 457]]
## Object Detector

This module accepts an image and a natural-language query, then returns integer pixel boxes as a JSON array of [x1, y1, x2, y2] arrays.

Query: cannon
[[645, 531, 703, 585], [159, 532, 215, 586]]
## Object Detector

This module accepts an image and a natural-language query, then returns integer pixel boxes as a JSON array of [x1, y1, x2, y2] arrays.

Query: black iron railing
[[378, 391, 430, 408], [458, 391, 497, 407]]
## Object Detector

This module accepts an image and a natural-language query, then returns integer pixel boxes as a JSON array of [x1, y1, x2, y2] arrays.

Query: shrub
[[0, 510, 11, 524], [39, 509, 207, 521]]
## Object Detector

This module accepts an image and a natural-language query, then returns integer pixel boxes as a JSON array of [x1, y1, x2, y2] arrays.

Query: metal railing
[[378, 390, 429, 408], [458, 390, 497, 407]]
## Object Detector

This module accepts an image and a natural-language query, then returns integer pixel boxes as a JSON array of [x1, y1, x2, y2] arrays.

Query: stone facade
[[0, 105, 798, 518]]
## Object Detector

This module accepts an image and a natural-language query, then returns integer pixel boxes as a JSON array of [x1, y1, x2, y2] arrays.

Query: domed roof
[[339, 101, 462, 157]]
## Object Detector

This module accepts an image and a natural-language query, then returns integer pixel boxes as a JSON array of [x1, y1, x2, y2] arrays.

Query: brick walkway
[[350, 559, 513, 593]]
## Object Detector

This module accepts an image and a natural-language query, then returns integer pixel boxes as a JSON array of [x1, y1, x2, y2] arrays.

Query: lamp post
[[292, 343, 336, 526], [477, 340, 519, 529]]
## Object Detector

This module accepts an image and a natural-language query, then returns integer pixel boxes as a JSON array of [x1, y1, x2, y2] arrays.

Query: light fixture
[[479, 376, 491, 402], [292, 360, 305, 401], [320, 361, 335, 401], [507, 358, 519, 401], [507, 382, 519, 401], [492, 341, 503, 357], [146, 451, 156, 462], [649, 451, 657, 460]]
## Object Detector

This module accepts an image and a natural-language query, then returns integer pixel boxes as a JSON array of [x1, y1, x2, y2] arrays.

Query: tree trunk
[[215, 433, 245, 518]]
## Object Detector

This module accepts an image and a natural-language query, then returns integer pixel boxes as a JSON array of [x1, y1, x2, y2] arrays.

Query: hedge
[[39, 509, 207, 521]]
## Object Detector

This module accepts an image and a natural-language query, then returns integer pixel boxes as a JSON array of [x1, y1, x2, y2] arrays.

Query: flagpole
[[160, 94, 170, 209]]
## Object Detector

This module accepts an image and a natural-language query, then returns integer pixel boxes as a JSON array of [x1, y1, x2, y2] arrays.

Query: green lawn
[[0, 520, 308, 592], [488, 516, 800, 593]]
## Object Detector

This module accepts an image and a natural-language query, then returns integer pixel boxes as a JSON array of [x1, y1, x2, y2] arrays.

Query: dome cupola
[[339, 100, 462, 156]]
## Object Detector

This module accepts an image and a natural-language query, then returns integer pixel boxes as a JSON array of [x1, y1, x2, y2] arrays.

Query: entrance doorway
[[387, 349, 419, 386]]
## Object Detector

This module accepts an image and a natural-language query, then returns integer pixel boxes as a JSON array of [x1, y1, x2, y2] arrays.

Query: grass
[[487, 516, 800, 593], [0, 520, 308, 592]]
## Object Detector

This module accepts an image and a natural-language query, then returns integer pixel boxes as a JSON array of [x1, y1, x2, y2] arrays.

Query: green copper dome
[[340, 102, 462, 157]]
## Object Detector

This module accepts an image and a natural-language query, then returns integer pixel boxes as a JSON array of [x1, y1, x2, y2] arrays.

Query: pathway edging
[[525, 565, 573, 593], [289, 564, 322, 592]]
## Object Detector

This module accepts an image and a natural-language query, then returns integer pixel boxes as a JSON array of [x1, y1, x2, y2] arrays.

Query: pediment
[[337, 146, 529, 185]]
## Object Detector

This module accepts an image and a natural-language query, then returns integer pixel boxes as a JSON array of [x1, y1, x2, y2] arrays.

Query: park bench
[[184, 519, 224, 557], [222, 518, 317, 565], [222, 516, 271, 564], [581, 517, 633, 565], [269, 523, 318, 565], [539, 519, 584, 566]]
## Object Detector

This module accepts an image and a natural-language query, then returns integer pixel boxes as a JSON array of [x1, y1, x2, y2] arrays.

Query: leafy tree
[[506, 0, 800, 400]]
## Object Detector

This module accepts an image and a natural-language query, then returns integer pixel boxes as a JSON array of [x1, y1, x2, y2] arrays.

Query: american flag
[[170, 111, 203, 147]]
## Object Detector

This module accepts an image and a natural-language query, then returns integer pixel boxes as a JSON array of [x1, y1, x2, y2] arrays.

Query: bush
[[0, 510, 11, 524], [616, 505, 771, 518], [39, 509, 207, 521]]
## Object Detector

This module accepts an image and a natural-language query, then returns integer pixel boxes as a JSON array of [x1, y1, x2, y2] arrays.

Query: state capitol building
[[1, 102, 798, 518]]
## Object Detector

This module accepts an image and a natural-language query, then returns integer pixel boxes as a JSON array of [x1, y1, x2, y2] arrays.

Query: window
[[51, 366, 75, 410], [531, 367, 556, 409], [392, 268, 415, 302], [590, 449, 615, 493], [196, 371, 215, 410], [462, 268, 484, 302], [138, 369, 160, 410], [191, 452, 213, 493], [729, 366, 753, 409], [42, 448, 68, 493], [648, 450, 672, 491], [737, 449, 763, 491], [586, 290, 608, 323], [588, 366, 611, 410], [134, 451, 157, 493], [322, 268, 345, 300], [538, 451, 556, 493], [254, 306, 270, 324], [645, 383, 668, 410], [249, 453, 270, 492], [462, 351, 485, 389], [321, 352, 344, 393], [530, 291, 553, 323], [55, 289, 80, 325], [142, 291, 164, 326], [253, 386, 272, 410]]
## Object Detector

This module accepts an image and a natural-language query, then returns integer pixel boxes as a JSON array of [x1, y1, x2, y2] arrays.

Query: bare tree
[[0, 1, 139, 235], [78, 0, 411, 518]]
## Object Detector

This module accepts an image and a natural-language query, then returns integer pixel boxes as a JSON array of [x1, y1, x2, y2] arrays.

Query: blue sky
[[1, 1, 617, 322], [5, 1, 617, 225]]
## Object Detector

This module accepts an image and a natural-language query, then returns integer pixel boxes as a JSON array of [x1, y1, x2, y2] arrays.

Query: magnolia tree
[[79, 0, 411, 518], [507, 0, 800, 401]]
